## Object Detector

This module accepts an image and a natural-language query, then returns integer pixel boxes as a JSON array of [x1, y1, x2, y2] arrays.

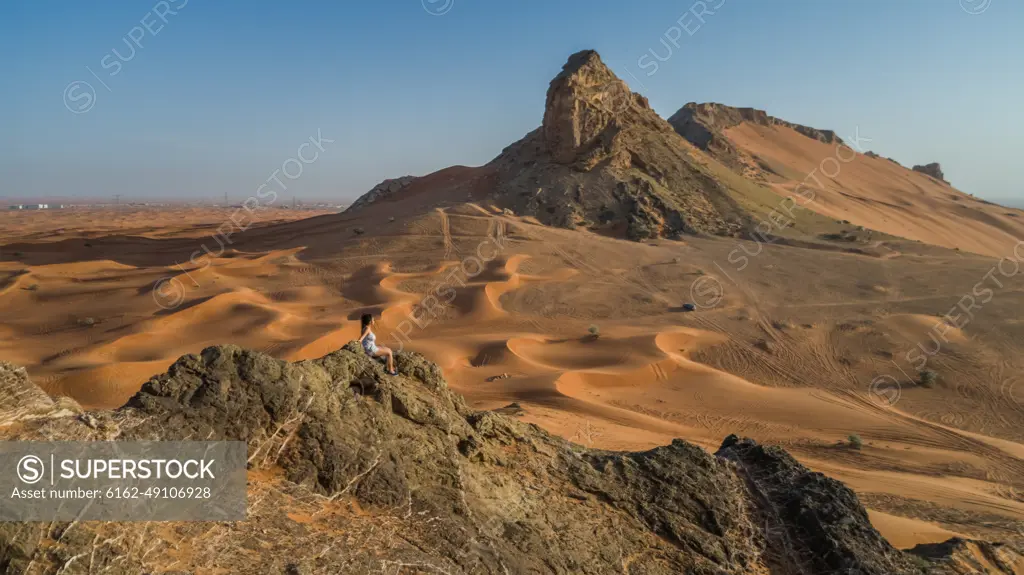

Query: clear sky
[[2, 0, 1021, 205]]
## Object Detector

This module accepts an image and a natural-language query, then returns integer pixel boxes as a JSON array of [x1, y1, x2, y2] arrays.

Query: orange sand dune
[[867, 511, 966, 550], [723, 122, 1024, 257]]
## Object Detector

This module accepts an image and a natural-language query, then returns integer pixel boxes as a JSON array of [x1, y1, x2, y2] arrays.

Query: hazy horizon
[[3, 0, 1022, 205]]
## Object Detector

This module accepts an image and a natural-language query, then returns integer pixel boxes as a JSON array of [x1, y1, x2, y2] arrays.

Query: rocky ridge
[[2, 346, 1020, 574], [346, 176, 417, 212], [668, 102, 844, 173]]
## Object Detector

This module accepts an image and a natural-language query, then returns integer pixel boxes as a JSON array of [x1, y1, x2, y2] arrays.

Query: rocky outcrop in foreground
[[0, 361, 80, 426], [912, 162, 947, 183], [2, 346, 1020, 574]]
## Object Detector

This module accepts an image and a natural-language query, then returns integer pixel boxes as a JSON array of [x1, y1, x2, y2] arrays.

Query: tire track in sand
[[436, 207, 455, 259]]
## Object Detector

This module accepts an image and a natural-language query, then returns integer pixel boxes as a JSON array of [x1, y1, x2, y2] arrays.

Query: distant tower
[[113, 194, 121, 207]]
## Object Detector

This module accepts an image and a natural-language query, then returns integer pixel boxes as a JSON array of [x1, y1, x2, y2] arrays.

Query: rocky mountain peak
[[479, 50, 750, 240], [541, 49, 647, 164]]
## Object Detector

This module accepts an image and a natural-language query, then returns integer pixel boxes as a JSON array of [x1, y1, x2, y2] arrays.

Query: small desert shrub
[[79, 317, 96, 327], [25, 283, 39, 291], [353, 228, 365, 235], [918, 370, 938, 388], [848, 434, 863, 450], [587, 325, 600, 338]]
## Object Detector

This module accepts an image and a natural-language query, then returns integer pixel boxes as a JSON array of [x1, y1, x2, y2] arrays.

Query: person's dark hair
[[360, 313, 374, 330]]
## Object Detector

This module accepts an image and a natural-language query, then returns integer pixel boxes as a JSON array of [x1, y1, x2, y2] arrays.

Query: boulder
[[912, 162, 947, 183]]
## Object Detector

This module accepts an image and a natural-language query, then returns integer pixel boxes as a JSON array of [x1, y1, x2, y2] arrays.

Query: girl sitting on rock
[[359, 313, 397, 375]]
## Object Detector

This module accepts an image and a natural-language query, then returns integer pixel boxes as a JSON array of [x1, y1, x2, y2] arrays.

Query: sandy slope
[[1, 205, 1023, 549], [722, 122, 1024, 258]]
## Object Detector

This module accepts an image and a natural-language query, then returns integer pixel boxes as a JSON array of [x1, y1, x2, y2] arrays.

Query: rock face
[[717, 436, 913, 574], [913, 162, 947, 183], [3, 345, 1018, 574], [484, 50, 749, 240], [668, 102, 843, 172], [540, 49, 640, 165], [0, 360, 80, 426]]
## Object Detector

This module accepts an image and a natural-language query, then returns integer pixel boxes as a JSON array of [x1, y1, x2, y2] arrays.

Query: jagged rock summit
[[540, 49, 645, 165], [3, 345, 1020, 573], [484, 49, 751, 240], [347, 50, 751, 241]]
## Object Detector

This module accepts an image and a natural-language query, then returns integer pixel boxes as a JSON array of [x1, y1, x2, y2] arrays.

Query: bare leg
[[374, 347, 395, 373]]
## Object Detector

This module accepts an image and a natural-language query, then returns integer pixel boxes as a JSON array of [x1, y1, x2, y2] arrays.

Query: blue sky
[[1, 0, 1021, 204]]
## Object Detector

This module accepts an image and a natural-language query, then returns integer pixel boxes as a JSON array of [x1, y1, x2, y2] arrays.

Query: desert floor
[[2, 204, 1023, 548]]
